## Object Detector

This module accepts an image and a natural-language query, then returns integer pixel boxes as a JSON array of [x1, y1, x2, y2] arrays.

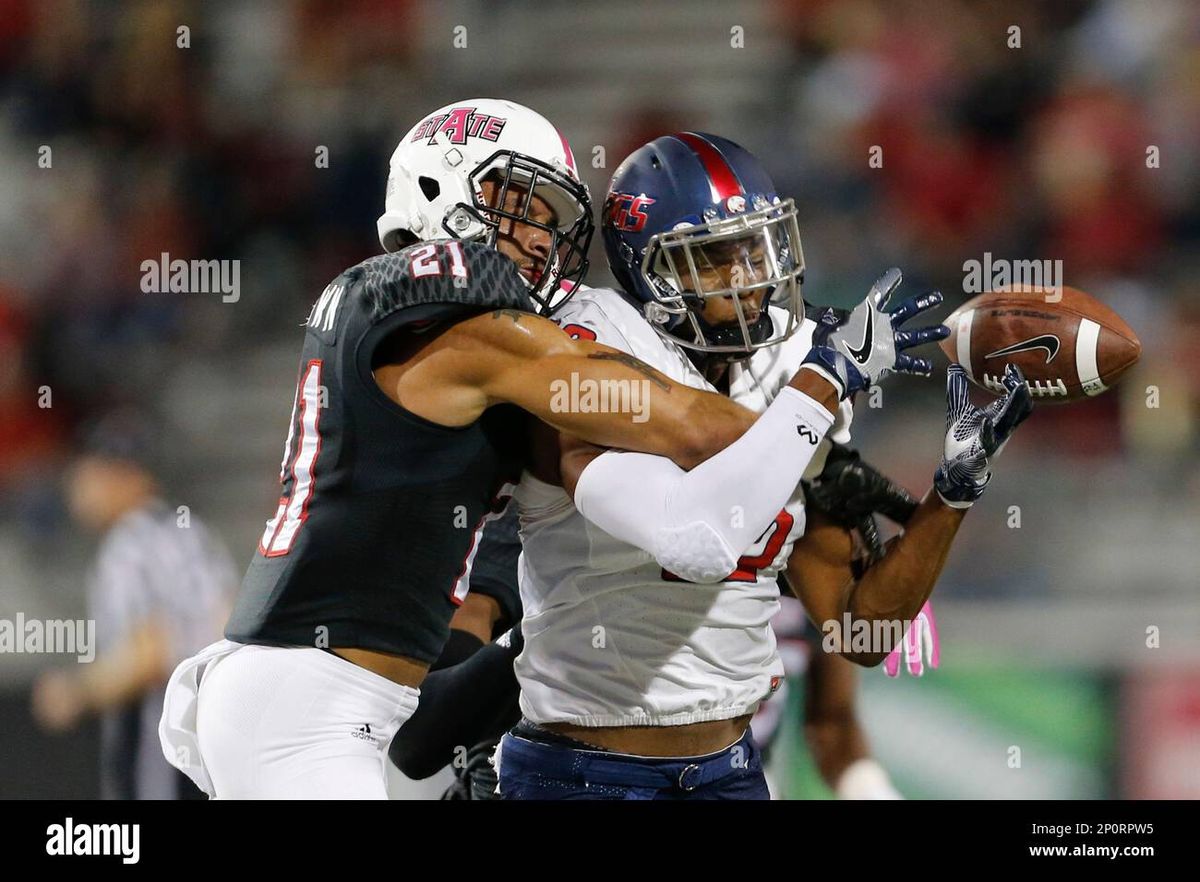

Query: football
[[938, 286, 1142, 403]]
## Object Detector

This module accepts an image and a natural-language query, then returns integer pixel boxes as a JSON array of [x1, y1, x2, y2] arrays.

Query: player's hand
[[31, 669, 86, 732], [809, 268, 949, 396], [883, 601, 940, 677], [802, 443, 919, 528], [933, 362, 1034, 508]]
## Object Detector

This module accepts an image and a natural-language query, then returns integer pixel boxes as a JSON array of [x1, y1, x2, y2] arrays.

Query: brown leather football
[[939, 286, 1141, 403]]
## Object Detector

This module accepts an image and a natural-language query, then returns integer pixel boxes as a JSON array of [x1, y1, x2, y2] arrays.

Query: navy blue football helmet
[[602, 132, 805, 358]]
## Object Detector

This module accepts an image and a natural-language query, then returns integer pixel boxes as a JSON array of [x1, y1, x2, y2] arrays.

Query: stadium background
[[0, 0, 1197, 798]]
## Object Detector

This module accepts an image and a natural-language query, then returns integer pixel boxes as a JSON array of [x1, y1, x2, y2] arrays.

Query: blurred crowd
[[758, 0, 1199, 466], [0, 0, 1197, 541], [0, 0, 421, 532]]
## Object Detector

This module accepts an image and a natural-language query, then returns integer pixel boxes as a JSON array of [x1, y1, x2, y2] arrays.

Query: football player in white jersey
[[495, 132, 1032, 799]]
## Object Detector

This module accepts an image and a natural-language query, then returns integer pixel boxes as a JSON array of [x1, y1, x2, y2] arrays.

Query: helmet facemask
[[641, 199, 805, 359], [459, 150, 594, 315]]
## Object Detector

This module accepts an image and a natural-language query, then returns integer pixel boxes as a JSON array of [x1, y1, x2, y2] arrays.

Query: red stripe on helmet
[[675, 132, 742, 203], [555, 128, 578, 175]]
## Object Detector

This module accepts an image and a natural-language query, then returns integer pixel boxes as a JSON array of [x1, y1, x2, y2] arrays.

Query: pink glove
[[884, 601, 939, 677]]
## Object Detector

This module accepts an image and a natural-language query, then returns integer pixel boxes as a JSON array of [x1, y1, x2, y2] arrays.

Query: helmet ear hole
[[418, 176, 441, 202]]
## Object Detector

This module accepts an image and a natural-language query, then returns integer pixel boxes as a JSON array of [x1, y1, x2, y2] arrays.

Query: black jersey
[[225, 240, 533, 663]]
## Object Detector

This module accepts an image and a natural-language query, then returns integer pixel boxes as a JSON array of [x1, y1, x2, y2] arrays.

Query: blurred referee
[[31, 411, 236, 799]]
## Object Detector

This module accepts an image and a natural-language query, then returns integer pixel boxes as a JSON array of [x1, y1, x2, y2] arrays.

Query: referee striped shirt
[[87, 499, 236, 799]]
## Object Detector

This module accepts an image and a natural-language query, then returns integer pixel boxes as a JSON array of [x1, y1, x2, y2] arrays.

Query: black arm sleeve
[[388, 511, 526, 779], [388, 627, 523, 779], [462, 506, 523, 635]]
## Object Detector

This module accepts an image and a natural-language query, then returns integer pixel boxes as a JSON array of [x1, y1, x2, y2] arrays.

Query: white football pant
[[193, 643, 419, 799]]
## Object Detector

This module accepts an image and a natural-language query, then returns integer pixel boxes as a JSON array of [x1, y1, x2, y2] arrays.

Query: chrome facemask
[[459, 150, 594, 314], [639, 198, 805, 356]]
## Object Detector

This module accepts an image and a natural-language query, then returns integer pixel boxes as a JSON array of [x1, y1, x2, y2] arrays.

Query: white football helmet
[[377, 98, 594, 313]]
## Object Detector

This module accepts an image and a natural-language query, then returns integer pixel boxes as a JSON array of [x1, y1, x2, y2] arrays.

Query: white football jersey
[[513, 285, 853, 727]]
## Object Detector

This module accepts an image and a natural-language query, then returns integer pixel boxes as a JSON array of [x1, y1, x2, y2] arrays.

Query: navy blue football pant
[[496, 724, 769, 800]]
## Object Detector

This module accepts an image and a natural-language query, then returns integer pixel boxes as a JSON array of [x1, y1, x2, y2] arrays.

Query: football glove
[[801, 442, 919, 529], [934, 362, 1033, 508], [804, 268, 949, 399], [883, 600, 940, 678]]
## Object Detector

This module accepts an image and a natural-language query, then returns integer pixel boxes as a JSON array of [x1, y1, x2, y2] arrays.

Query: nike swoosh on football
[[845, 308, 874, 364], [984, 334, 1061, 364]]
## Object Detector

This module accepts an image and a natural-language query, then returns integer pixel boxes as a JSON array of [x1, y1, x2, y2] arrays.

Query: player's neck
[[704, 360, 730, 391]]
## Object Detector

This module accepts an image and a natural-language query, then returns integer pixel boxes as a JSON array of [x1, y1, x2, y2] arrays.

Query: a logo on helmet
[[606, 193, 656, 233], [410, 106, 509, 146], [726, 195, 746, 213]]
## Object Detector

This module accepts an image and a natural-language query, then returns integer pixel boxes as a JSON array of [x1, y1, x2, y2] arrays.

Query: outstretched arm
[[383, 308, 761, 470], [544, 274, 952, 582], [788, 363, 1033, 666], [551, 353, 845, 584], [787, 497, 962, 666]]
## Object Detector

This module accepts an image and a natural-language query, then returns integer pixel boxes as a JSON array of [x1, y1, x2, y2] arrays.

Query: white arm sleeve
[[574, 386, 835, 583]]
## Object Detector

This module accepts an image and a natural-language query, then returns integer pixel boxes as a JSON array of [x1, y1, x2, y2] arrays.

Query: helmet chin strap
[[672, 307, 775, 369]]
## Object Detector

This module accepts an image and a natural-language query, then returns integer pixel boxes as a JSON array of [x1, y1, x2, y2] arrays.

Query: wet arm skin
[[786, 496, 964, 666], [375, 308, 759, 470]]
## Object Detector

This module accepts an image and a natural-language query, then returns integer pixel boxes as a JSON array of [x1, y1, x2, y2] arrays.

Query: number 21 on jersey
[[259, 360, 324, 557]]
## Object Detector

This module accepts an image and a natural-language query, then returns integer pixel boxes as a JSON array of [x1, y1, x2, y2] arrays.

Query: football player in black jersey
[[158, 99, 855, 798]]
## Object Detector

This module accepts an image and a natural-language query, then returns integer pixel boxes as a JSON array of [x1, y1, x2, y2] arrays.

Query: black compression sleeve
[[431, 628, 485, 672], [388, 630, 522, 779]]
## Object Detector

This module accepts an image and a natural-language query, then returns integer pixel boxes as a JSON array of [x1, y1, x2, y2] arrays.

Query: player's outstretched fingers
[[895, 324, 951, 350], [988, 365, 1034, 450], [945, 363, 972, 423], [870, 267, 904, 308], [894, 353, 934, 377], [979, 414, 998, 457], [883, 642, 902, 678], [904, 619, 924, 677], [888, 290, 943, 324], [922, 603, 940, 670], [813, 305, 849, 335]]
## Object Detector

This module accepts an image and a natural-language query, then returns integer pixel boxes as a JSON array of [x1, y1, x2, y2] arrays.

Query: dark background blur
[[1, 0, 1198, 798]]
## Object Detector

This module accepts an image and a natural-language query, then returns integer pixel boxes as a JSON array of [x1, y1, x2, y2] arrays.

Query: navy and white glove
[[933, 363, 1033, 508], [803, 268, 949, 399]]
